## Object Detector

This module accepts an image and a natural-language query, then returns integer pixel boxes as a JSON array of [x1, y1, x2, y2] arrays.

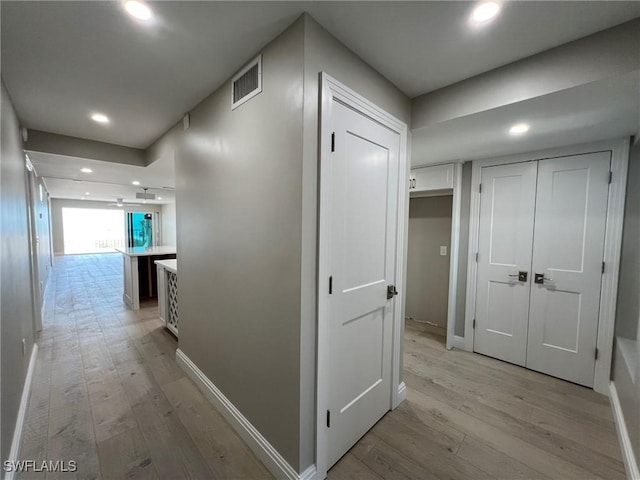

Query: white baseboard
[[396, 381, 407, 405], [176, 349, 316, 480], [610, 382, 640, 480], [298, 465, 317, 480], [5, 343, 38, 480], [452, 335, 466, 350]]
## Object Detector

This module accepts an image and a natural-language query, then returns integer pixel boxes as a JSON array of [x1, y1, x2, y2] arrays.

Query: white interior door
[[326, 100, 400, 468], [526, 152, 610, 387], [474, 162, 537, 366]]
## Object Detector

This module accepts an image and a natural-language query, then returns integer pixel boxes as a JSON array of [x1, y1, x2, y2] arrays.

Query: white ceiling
[[28, 150, 175, 204], [3, 1, 640, 149], [3, 2, 639, 203], [411, 71, 640, 165]]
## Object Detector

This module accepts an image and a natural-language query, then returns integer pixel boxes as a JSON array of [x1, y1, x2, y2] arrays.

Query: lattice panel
[[167, 270, 179, 335]]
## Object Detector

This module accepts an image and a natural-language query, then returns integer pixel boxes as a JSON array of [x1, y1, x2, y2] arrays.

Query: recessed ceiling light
[[471, 1, 501, 24], [81, 168, 93, 173], [124, 0, 153, 21], [90, 113, 110, 124], [158, 197, 162, 200], [509, 123, 530, 136], [132, 180, 140, 186], [85, 192, 90, 195]]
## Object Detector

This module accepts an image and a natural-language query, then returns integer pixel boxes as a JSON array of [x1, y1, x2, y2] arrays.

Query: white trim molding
[[5, 343, 38, 480], [610, 382, 640, 480], [463, 138, 630, 394], [176, 349, 316, 480], [445, 162, 463, 350], [594, 139, 630, 393], [397, 381, 407, 404], [452, 336, 466, 350], [316, 73, 408, 480]]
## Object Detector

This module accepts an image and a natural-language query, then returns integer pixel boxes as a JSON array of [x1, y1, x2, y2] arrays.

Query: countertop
[[155, 259, 177, 274], [116, 246, 177, 257]]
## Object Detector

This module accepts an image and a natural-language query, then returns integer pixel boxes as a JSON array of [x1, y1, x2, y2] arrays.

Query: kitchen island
[[116, 246, 177, 310]]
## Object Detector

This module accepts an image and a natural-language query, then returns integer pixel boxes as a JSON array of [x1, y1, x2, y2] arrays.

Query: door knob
[[387, 284, 398, 299], [508, 271, 528, 282], [534, 273, 553, 284]]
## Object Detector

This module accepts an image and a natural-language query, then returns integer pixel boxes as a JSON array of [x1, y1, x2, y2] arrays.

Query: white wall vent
[[231, 54, 262, 110]]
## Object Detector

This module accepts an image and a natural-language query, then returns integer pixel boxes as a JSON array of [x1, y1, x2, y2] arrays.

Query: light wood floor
[[329, 321, 625, 480], [19, 254, 624, 479], [19, 254, 271, 479]]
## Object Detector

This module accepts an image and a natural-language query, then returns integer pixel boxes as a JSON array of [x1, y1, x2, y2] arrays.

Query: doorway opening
[[62, 208, 125, 254], [406, 194, 453, 346]]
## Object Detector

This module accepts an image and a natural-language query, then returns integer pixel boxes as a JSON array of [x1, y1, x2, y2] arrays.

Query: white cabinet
[[409, 163, 454, 193], [156, 259, 178, 337]]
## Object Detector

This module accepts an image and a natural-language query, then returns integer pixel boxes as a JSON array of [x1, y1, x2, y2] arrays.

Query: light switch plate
[[440, 246, 447, 256]]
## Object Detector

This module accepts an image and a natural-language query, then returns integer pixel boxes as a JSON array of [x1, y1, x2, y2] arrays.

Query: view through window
[[62, 208, 125, 254]]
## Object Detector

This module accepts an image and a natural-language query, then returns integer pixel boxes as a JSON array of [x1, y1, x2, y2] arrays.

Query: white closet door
[[474, 162, 538, 366], [526, 152, 610, 387]]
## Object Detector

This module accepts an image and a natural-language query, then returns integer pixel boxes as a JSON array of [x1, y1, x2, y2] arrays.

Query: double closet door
[[474, 152, 610, 387]]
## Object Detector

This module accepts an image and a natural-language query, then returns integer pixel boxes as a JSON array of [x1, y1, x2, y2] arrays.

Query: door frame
[[463, 138, 630, 394], [447, 163, 463, 350], [316, 73, 408, 478], [408, 162, 464, 351], [24, 155, 43, 332]]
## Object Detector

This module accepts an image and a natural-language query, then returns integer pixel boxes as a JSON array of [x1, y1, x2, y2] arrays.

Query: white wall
[[406, 196, 452, 328], [161, 203, 176, 246], [151, 18, 306, 471], [1, 79, 37, 467], [411, 19, 640, 129]]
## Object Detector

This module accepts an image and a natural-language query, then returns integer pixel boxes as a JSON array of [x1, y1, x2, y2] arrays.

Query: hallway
[[18, 255, 625, 479], [19, 254, 271, 479]]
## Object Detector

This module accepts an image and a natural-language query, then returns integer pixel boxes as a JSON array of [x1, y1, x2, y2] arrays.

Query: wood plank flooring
[[18, 254, 270, 480], [329, 321, 625, 480], [18, 254, 624, 479]]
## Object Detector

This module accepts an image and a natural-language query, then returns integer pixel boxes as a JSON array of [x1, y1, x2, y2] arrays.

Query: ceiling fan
[[136, 187, 156, 200]]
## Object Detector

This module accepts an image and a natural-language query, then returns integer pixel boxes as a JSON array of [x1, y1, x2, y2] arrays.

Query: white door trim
[[409, 160, 463, 351], [463, 138, 630, 394], [446, 162, 463, 350], [316, 73, 408, 479]]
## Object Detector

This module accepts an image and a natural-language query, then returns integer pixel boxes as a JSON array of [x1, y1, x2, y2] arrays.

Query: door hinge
[[602, 262, 605, 274], [479, 183, 482, 194], [475, 252, 479, 262], [609, 171, 612, 184], [329, 276, 333, 294], [331, 132, 335, 152], [595, 348, 599, 360], [326, 410, 331, 428], [473, 319, 476, 329]]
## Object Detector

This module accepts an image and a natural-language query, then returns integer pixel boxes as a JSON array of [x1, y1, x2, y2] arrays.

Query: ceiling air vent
[[231, 54, 262, 110]]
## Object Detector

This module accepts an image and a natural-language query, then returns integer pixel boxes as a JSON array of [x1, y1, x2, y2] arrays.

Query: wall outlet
[[440, 246, 448, 256]]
